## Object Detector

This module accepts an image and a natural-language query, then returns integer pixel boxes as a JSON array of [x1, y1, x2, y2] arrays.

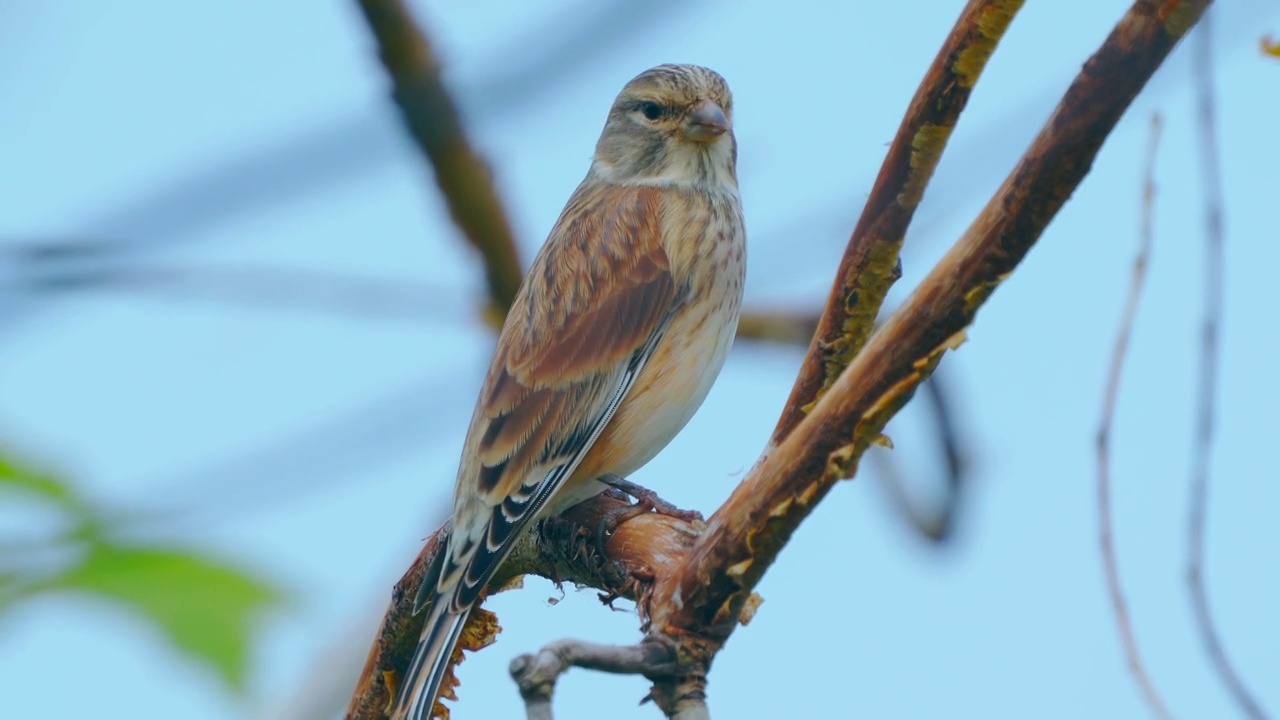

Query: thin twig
[[356, 0, 524, 314], [1097, 113, 1172, 720], [1188, 15, 1270, 720]]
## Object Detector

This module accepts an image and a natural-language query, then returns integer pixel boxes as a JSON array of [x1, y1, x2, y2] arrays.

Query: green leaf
[[0, 448, 112, 550], [0, 450, 78, 506], [52, 543, 280, 692], [0, 449, 103, 536], [1, 446, 281, 692]]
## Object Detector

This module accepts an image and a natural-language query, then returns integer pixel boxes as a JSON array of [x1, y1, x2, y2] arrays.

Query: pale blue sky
[[1, 2, 1277, 719]]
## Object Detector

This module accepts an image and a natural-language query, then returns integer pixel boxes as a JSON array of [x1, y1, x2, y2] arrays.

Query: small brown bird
[[392, 63, 746, 720]]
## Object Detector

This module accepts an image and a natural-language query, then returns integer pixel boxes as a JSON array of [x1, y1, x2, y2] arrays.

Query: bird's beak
[[684, 101, 729, 143]]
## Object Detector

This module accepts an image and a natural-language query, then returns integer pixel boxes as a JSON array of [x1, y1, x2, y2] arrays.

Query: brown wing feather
[[472, 184, 674, 498], [504, 196, 674, 386], [436, 184, 678, 611]]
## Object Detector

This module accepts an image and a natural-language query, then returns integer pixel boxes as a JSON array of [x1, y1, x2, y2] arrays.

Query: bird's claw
[[598, 473, 704, 523], [592, 475, 705, 552], [593, 502, 652, 551]]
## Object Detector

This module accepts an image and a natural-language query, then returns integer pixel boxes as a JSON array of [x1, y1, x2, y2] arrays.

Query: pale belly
[[546, 185, 746, 513], [550, 281, 742, 512], [602, 298, 740, 476]]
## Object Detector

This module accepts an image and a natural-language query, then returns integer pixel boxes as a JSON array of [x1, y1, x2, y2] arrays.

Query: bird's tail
[[391, 600, 468, 720]]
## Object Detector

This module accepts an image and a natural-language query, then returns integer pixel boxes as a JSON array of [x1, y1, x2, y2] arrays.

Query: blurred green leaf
[[1, 445, 280, 693], [0, 450, 79, 507], [0, 449, 102, 537], [52, 543, 280, 692]]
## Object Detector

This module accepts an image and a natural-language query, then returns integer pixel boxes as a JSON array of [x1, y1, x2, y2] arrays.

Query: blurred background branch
[[356, 0, 524, 318], [0, 247, 826, 345], [1096, 113, 1171, 720], [868, 368, 967, 543], [1188, 14, 1270, 720]]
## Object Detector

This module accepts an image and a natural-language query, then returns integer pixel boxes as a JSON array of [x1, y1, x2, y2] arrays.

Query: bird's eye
[[640, 101, 663, 121]]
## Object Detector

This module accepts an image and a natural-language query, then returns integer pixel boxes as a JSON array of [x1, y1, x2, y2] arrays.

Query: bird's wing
[[437, 184, 679, 611]]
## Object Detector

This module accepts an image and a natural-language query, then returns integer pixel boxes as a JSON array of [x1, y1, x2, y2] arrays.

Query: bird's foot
[[596, 471, 701, 520], [592, 500, 652, 551], [592, 475, 704, 552], [598, 473, 704, 524]]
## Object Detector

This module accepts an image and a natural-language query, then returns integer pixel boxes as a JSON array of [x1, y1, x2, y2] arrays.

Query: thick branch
[[770, 0, 1023, 444], [356, 0, 525, 314], [344, 493, 699, 719]]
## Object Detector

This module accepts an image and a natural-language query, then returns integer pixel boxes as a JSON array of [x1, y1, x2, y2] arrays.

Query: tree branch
[[867, 368, 968, 544], [356, 0, 525, 316], [344, 493, 701, 719], [1097, 113, 1172, 720], [509, 637, 681, 720], [651, 0, 1209, 695], [1187, 13, 1270, 720], [769, 0, 1023, 445]]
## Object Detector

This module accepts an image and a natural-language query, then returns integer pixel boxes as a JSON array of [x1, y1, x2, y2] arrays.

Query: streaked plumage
[[392, 64, 746, 720]]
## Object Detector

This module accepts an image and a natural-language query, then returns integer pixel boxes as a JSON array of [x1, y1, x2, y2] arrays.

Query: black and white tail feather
[[390, 325, 669, 720]]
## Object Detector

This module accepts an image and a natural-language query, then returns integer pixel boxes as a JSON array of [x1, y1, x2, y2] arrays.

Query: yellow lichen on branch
[[773, 0, 1026, 443], [954, 0, 1023, 86]]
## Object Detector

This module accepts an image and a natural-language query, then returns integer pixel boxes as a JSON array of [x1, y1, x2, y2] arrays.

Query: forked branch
[[769, 0, 1024, 444], [655, 0, 1210, 660]]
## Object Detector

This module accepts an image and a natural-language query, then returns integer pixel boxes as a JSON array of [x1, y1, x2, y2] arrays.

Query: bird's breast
[[575, 187, 746, 483]]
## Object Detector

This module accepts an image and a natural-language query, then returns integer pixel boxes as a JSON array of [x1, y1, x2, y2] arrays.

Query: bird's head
[[592, 64, 737, 189]]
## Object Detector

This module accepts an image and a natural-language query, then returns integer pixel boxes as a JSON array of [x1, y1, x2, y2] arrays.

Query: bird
[[392, 63, 746, 720]]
